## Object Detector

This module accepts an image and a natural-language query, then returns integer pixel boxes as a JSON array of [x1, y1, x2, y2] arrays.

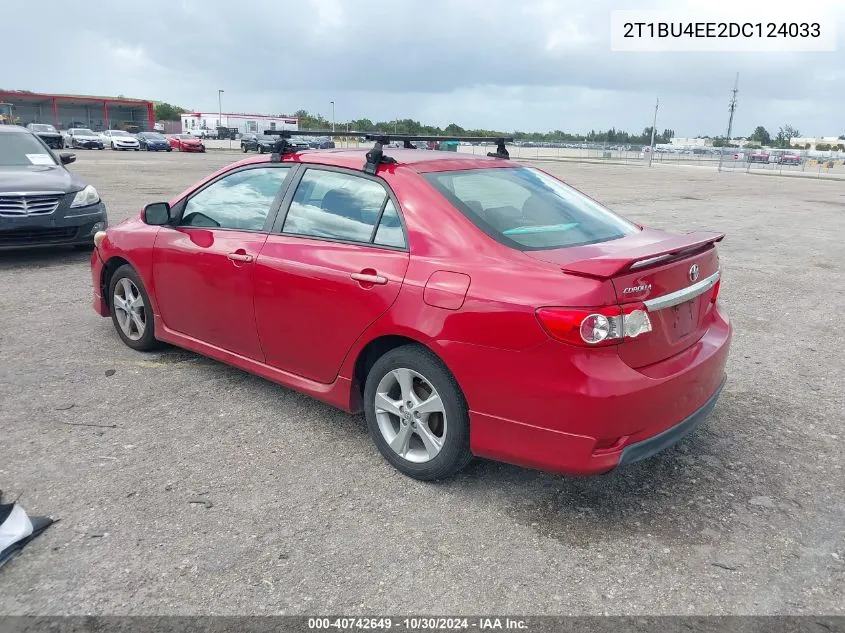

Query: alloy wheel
[[374, 368, 447, 463], [112, 277, 146, 341]]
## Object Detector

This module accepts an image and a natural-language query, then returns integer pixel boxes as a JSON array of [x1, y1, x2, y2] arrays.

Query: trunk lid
[[524, 228, 723, 368]]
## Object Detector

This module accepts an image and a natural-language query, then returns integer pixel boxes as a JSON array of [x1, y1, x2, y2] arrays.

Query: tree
[[154, 102, 188, 121], [749, 126, 771, 145], [816, 143, 831, 152], [774, 124, 800, 148]]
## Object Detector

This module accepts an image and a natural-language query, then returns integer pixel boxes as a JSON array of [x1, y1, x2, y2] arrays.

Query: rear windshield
[[423, 167, 637, 250]]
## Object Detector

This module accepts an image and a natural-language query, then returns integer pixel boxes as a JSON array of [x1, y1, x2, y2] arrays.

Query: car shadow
[[0, 246, 92, 270], [430, 388, 791, 547]]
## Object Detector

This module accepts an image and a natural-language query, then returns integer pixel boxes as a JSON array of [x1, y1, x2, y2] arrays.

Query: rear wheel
[[364, 345, 472, 480], [242, 144, 248, 153], [108, 265, 159, 351]]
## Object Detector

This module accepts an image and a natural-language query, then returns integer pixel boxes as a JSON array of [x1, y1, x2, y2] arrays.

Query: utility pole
[[217, 89, 224, 130], [718, 73, 739, 173], [330, 101, 335, 132], [647, 97, 659, 167]]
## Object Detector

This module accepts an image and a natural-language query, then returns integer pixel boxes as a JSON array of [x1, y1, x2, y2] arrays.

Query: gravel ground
[[0, 150, 842, 615]]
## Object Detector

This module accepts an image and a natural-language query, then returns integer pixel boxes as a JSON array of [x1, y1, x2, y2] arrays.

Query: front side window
[[180, 167, 291, 231], [282, 169, 403, 246], [423, 167, 637, 250]]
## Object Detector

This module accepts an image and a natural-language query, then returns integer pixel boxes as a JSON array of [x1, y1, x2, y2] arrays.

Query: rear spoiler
[[561, 231, 725, 279]]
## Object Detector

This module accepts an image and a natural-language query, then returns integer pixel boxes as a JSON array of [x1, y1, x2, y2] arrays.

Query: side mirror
[[59, 152, 76, 165], [143, 202, 171, 226]]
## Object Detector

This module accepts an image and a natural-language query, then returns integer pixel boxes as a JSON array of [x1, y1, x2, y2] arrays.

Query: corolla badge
[[623, 283, 652, 294], [689, 264, 700, 282]]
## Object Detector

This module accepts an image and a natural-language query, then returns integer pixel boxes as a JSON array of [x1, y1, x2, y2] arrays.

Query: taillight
[[536, 303, 652, 347], [710, 278, 721, 303]]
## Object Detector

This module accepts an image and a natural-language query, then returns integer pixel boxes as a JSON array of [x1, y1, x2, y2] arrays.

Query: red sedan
[[90, 146, 731, 480], [167, 134, 205, 152]]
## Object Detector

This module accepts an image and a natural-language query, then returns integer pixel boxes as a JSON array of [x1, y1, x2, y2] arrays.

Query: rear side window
[[424, 167, 637, 250], [282, 169, 406, 248]]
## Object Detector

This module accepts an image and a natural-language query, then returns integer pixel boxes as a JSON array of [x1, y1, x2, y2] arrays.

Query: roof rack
[[261, 129, 514, 173]]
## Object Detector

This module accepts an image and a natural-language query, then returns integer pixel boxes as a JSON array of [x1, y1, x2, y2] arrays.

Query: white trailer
[[181, 112, 298, 138]]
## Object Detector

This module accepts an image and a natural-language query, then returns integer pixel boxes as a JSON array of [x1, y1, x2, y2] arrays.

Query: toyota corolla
[[90, 136, 731, 480]]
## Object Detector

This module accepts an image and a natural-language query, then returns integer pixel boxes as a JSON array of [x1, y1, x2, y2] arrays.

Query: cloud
[[1, 0, 842, 136]]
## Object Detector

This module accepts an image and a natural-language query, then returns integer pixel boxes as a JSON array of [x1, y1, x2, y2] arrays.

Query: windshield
[[257, 135, 274, 141], [74, 129, 96, 136], [110, 130, 131, 137], [424, 167, 637, 250], [145, 134, 165, 140], [178, 135, 195, 139], [30, 124, 57, 133], [0, 132, 57, 167]]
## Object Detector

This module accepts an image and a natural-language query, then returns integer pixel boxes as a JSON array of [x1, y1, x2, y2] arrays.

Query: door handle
[[351, 272, 387, 285], [227, 252, 254, 263]]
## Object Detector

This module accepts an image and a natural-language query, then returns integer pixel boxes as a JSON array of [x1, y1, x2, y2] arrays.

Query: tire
[[135, 148, 140, 151], [108, 264, 159, 352], [258, 145, 265, 154], [242, 144, 248, 153], [363, 344, 472, 480]]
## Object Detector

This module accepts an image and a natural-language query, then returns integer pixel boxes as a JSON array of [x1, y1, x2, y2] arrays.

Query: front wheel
[[242, 144, 248, 153], [363, 345, 472, 480], [108, 265, 159, 351]]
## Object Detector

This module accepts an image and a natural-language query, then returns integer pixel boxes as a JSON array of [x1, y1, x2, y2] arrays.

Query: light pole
[[330, 101, 335, 132], [648, 97, 658, 167], [217, 89, 224, 135]]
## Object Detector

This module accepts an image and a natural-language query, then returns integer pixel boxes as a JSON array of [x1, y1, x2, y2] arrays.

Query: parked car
[[185, 128, 217, 139], [89, 145, 731, 481], [0, 125, 107, 250], [778, 152, 802, 166], [101, 130, 140, 151], [25, 123, 64, 149], [308, 137, 336, 149], [240, 133, 276, 153], [167, 134, 205, 152], [65, 128, 105, 150], [136, 132, 172, 152], [746, 151, 769, 163]]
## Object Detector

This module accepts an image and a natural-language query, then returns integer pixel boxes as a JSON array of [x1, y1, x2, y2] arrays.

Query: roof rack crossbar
[[260, 130, 515, 170]]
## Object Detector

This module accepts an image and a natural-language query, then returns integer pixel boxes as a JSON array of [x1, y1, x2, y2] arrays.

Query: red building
[[0, 90, 155, 131]]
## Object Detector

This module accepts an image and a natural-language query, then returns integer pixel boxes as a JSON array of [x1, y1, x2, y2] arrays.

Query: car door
[[152, 164, 295, 360], [253, 166, 410, 384]]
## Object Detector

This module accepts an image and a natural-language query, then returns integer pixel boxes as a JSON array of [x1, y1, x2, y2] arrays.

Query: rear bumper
[[464, 302, 732, 475], [616, 374, 726, 467]]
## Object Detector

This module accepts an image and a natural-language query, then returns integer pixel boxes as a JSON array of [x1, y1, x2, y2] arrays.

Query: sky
[[2, 0, 843, 137]]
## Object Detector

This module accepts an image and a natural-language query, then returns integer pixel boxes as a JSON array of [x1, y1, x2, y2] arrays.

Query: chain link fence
[[455, 142, 845, 180]]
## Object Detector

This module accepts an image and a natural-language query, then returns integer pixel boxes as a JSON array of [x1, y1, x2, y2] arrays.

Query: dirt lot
[[0, 150, 842, 615]]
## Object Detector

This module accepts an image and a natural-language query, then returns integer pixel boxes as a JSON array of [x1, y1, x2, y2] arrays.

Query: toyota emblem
[[688, 264, 700, 282]]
